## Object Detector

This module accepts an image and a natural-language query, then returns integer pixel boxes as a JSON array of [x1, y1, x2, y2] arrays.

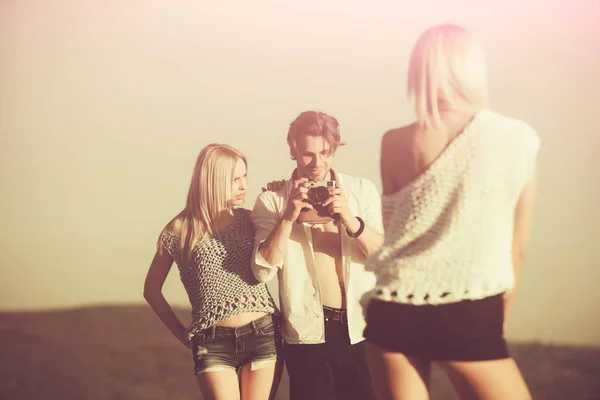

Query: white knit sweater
[[364, 109, 540, 306]]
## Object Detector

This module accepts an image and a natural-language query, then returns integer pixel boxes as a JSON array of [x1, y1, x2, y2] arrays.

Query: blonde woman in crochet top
[[362, 25, 539, 399], [143, 144, 282, 400]]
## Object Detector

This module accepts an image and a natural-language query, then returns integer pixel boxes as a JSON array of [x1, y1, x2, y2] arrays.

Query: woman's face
[[230, 157, 247, 206]]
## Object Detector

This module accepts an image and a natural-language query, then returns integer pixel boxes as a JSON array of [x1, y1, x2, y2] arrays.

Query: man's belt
[[323, 306, 348, 324]]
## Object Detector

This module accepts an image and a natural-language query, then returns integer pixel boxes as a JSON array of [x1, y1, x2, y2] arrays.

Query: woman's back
[[366, 109, 540, 305], [381, 111, 477, 196]]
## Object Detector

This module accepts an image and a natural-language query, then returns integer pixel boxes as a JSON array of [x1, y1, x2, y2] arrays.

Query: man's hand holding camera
[[282, 177, 313, 223], [320, 188, 350, 223], [321, 188, 362, 235], [282, 177, 362, 235]]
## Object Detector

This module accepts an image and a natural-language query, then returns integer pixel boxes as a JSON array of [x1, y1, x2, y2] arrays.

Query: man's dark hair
[[287, 111, 346, 160]]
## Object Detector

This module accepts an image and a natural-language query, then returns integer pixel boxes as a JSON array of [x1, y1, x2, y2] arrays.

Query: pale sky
[[1, 0, 599, 345]]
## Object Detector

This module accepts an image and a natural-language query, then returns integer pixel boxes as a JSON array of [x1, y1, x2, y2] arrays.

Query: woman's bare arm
[[143, 249, 191, 348], [505, 166, 538, 326]]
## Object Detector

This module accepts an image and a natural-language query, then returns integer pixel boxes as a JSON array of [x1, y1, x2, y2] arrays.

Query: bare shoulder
[[156, 215, 183, 257], [380, 123, 419, 195], [164, 215, 184, 237], [383, 123, 416, 140], [381, 124, 418, 162], [382, 124, 417, 150]]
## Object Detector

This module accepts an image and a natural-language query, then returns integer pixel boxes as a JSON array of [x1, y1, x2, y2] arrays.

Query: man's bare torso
[[311, 221, 345, 308]]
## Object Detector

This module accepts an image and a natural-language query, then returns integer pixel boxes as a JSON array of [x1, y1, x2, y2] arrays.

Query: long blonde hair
[[408, 24, 489, 129], [158, 143, 247, 265]]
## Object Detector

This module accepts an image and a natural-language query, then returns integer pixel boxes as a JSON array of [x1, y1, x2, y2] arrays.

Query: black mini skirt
[[363, 293, 509, 361]]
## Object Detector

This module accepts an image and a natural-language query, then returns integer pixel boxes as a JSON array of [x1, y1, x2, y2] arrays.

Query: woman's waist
[[194, 313, 277, 339], [188, 302, 277, 337], [216, 311, 270, 328]]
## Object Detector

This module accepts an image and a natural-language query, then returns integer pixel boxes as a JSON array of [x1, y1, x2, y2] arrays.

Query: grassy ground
[[1, 305, 598, 400]]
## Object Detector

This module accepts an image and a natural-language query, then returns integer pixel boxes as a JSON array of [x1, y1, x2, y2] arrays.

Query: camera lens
[[309, 186, 330, 203]]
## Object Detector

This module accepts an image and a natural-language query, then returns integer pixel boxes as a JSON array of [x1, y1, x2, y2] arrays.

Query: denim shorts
[[191, 313, 281, 375]]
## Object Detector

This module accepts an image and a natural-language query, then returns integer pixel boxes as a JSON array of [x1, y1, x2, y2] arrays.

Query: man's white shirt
[[250, 172, 384, 345]]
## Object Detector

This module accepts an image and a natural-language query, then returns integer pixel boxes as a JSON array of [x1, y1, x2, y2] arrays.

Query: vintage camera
[[297, 180, 338, 224], [303, 180, 337, 203]]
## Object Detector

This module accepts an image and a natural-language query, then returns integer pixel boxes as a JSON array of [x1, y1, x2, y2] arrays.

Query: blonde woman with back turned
[[362, 24, 539, 399], [144, 144, 282, 400]]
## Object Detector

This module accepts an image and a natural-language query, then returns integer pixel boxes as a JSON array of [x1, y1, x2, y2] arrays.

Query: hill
[[0, 305, 598, 400]]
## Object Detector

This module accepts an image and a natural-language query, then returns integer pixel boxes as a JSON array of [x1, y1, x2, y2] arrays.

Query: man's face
[[293, 135, 334, 181]]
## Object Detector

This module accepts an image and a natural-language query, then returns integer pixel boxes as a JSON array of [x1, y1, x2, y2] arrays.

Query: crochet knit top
[[161, 208, 277, 339], [364, 109, 540, 306]]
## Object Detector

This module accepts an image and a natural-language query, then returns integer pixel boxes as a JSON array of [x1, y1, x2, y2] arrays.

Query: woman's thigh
[[191, 329, 239, 399], [437, 358, 531, 400], [239, 359, 283, 400], [365, 341, 431, 400], [238, 314, 282, 399], [196, 368, 240, 400]]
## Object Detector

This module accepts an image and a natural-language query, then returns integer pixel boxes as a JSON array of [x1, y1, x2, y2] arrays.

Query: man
[[251, 111, 384, 400]]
